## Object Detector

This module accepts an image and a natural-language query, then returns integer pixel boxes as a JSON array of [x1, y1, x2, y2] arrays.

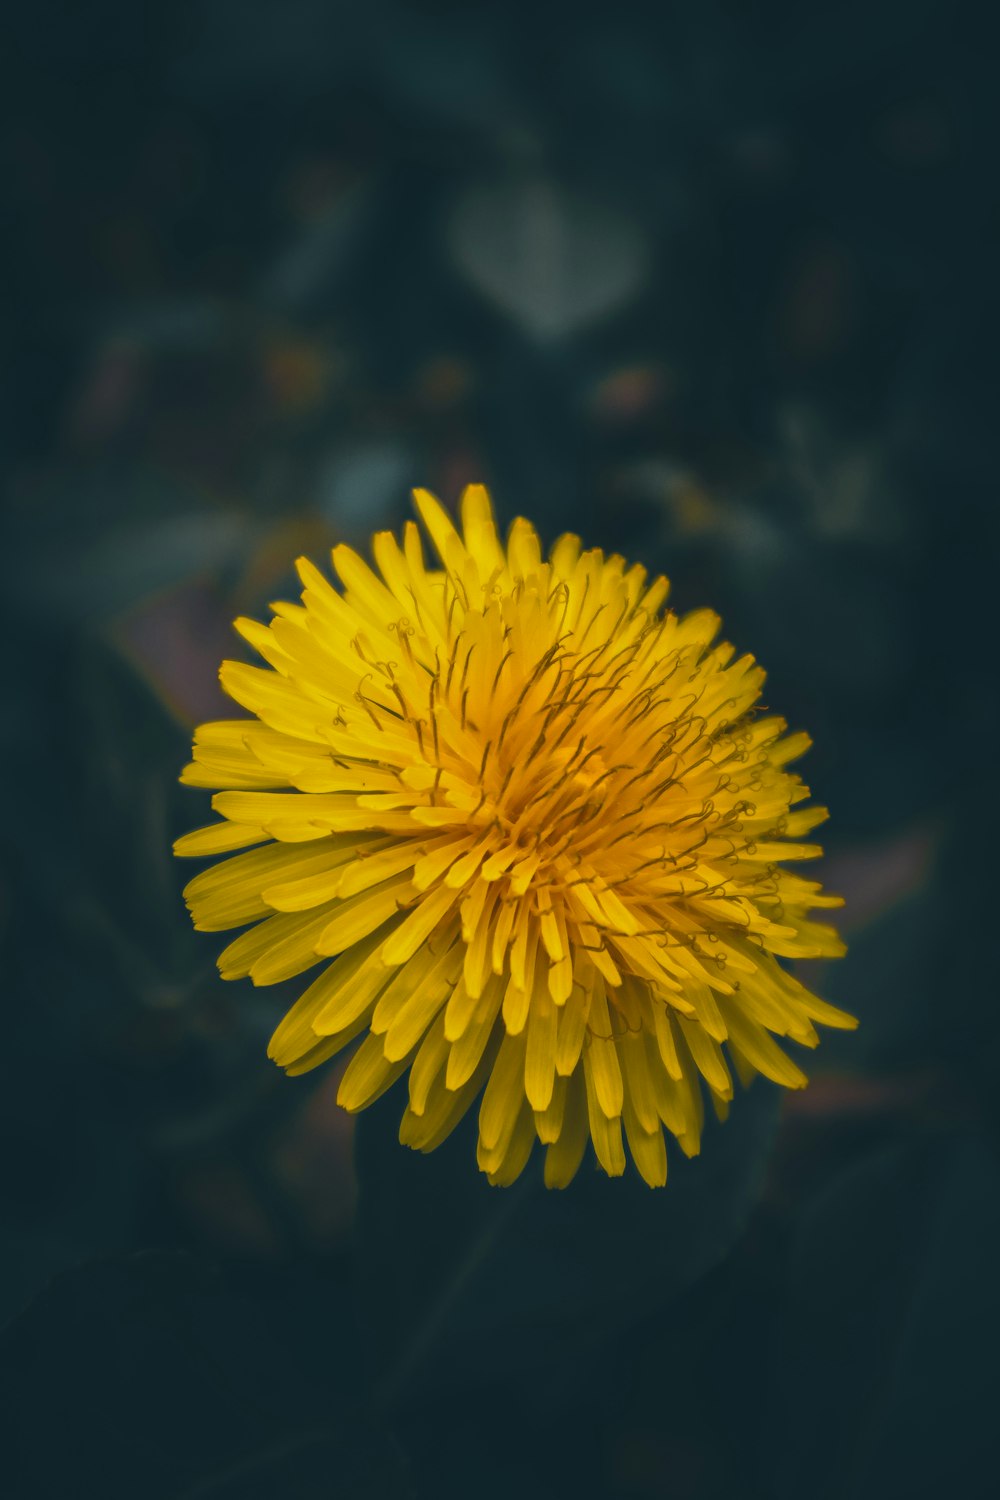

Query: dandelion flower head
[[176, 486, 852, 1187]]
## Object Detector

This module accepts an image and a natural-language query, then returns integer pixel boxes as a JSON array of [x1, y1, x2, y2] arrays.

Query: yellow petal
[[315, 876, 413, 956], [622, 1095, 667, 1188], [378, 883, 458, 965], [554, 979, 591, 1076], [544, 1072, 589, 1189], [446, 974, 503, 1089], [616, 1029, 660, 1133], [480, 1097, 536, 1186], [406, 1013, 450, 1118], [174, 822, 268, 857], [338, 1034, 410, 1112], [380, 942, 463, 1062], [534, 1073, 567, 1145], [413, 488, 465, 569], [583, 1055, 625, 1178], [720, 997, 808, 1089], [272, 928, 391, 1057], [460, 483, 505, 577], [478, 1029, 527, 1153], [524, 983, 558, 1112], [677, 1015, 733, 1098], [586, 987, 624, 1118]]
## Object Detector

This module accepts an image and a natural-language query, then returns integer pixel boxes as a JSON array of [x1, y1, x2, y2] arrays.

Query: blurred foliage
[[2, 0, 997, 1496], [355, 1077, 779, 1405]]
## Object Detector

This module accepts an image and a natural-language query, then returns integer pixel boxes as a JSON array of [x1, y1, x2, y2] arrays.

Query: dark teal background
[[2, 3, 997, 1497]]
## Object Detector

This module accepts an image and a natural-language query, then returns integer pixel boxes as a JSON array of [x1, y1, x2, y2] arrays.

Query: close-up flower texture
[[176, 486, 853, 1188]]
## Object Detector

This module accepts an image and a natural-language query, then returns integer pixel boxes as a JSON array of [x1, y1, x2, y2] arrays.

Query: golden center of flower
[[365, 589, 747, 938]]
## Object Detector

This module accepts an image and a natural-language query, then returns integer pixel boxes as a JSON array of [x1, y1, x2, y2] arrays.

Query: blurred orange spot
[[268, 1063, 357, 1249], [824, 825, 937, 934], [785, 1068, 943, 1119], [415, 356, 476, 409], [781, 242, 857, 361], [69, 339, 146, 444], [590, 364, 672, 423], [233, 516, 335, 608], [285, 159, 356, 222], [668, 476, 720, 536], [435, 449, 489, 509], [173, 1161, 281, 1255], [264, 341, 331, 413], [112, 579, 236, 725]]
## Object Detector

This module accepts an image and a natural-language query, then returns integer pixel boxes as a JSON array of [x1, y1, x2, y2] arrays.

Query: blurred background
[[2, 2, 997, 1497]]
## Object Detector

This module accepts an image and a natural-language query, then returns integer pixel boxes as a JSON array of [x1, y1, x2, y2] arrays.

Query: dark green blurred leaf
[[262, 180, 380, 314], [181, 1434, 411, 1500], [4, 472, 256, 625], [176, 0, 365, 99], [0, 1251, 411, 1500], [355, 1079, 780, 1412], [92, 300, 231, 353], [373, 7, 512, 130], [316, 442, 416, 530], [771, 1133, 1000, 1500], [816, 876, 939, 1072], [816, 821, 999, 1079], [37, 637, 201, 993], [449, 178, 650, 342]]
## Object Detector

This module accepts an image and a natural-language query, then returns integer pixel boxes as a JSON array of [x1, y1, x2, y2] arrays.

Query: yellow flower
[[176, 485, 853, 1188]]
